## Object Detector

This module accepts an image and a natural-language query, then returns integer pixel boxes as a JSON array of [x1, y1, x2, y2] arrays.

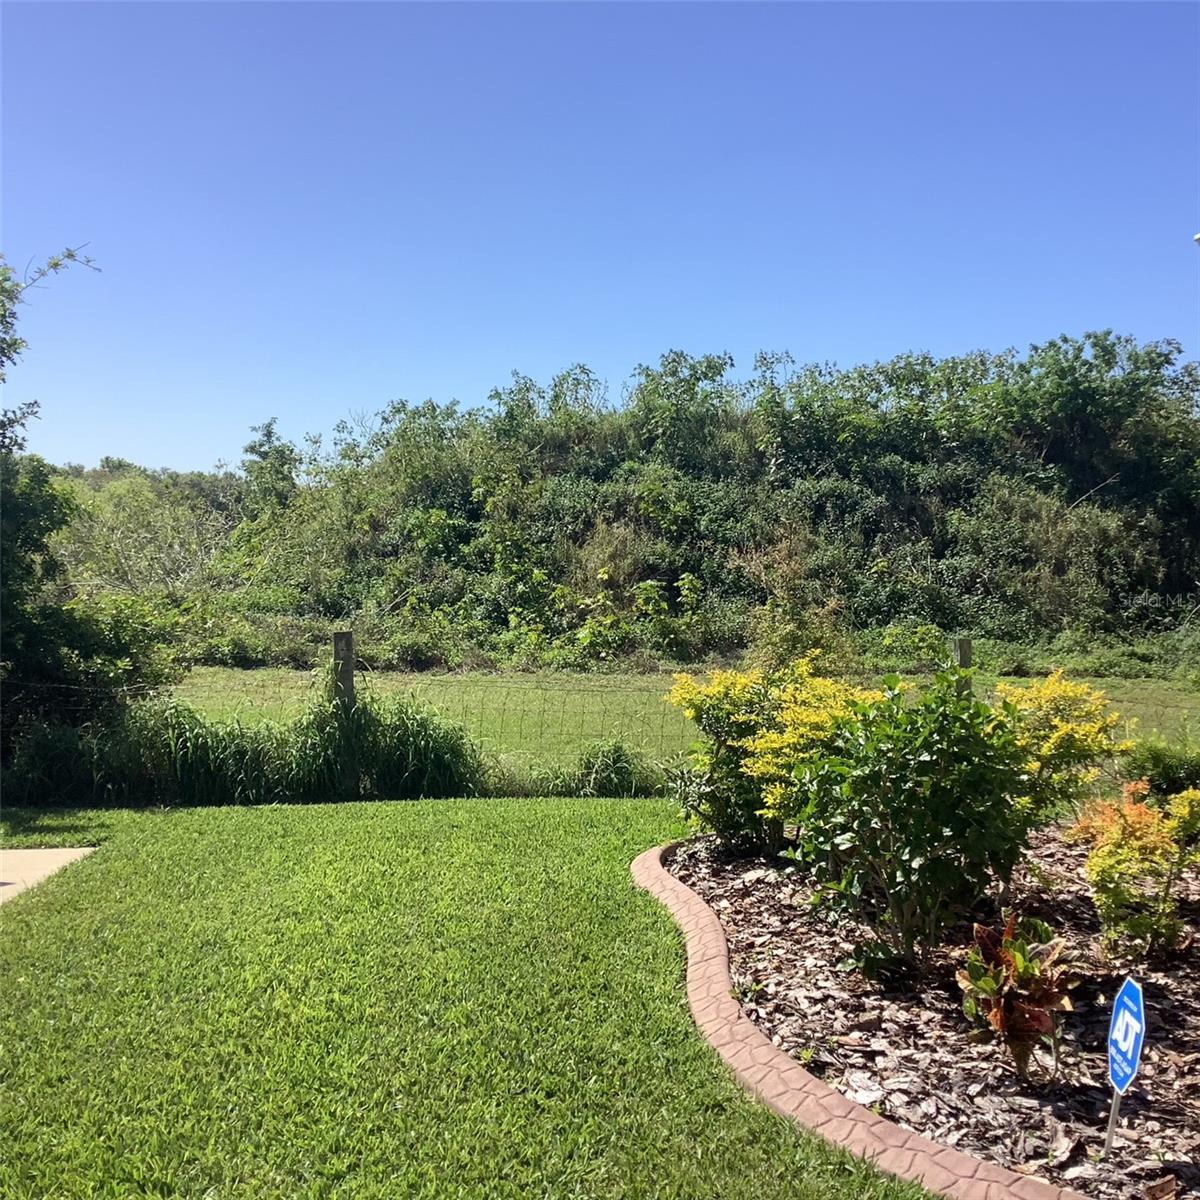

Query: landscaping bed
[[670, 828, 1200, 1200]]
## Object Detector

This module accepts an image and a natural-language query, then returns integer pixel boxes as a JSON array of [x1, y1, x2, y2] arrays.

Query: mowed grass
[[175, 666, 1199, 765], [0, 800, 923, 1200]]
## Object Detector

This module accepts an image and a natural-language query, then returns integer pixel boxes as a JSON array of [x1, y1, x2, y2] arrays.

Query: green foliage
[[1, 251, 180, 751], [2, 675, 482, 807], [995, 671, 1127, 819], [38, 334, 1200, 676], [1123, 736, 1200, 798], [668, 660, 875, 851], [1079, 785, 1200, 956], [956, 914, 1075, 1077], [575, 738, 661, 797], [783, 674, 1034, 962]]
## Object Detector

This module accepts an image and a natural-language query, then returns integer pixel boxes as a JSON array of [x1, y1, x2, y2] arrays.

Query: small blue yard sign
[[1107, 977, 1145, 1095]]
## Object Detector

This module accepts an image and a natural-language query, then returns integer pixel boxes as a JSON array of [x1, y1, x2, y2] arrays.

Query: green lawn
[[0, 799, 922, 1200]]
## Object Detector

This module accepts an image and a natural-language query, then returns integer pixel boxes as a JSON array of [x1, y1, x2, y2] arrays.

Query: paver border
[[632, 841, 1088, 1200]]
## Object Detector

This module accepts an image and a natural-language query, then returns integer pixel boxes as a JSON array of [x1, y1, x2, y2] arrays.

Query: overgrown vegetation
[[1, 251, 176, 755], [30, 332, 1200, 682], [2, 672, 483, 806]]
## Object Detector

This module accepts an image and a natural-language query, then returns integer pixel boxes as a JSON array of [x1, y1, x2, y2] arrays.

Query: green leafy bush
[[781, 673, 1033, 962], [1123, 736, 1200, 798], [668, 658, 877, 851]]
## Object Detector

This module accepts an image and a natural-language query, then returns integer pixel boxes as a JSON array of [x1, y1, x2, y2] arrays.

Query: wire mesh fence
[[6, 662, 1196, 777], [171, 666, 697, 766]]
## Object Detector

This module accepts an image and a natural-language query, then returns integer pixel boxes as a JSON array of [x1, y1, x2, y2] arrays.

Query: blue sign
[[1108, 977, 1146, 1095]]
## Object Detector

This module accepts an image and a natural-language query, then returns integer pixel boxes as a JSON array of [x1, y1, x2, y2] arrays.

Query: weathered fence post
[[333, 631, 355, 710], [332, 631, 358, 798], [953, 636, 973, 697]]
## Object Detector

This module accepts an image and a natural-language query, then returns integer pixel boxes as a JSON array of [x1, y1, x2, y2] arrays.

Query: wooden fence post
[[953, 636, 973, 696], [333, 631, 355, 710], [332, 631, 358, 799]]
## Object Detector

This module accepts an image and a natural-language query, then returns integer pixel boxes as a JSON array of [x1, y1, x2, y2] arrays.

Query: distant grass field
[[0, 800, 922, 1200], [176, 667, 698, 764], [175, 666, 1198, 766]]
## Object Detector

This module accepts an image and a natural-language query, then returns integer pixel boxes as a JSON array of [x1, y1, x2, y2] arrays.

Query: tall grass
[[2, 672, 483, 807]]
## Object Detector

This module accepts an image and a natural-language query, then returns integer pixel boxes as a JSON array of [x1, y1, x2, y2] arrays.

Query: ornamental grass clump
[[2, 673, 482, 806]]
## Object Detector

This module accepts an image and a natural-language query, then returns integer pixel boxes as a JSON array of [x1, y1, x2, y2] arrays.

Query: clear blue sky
[[4, 1, 1197, 470]]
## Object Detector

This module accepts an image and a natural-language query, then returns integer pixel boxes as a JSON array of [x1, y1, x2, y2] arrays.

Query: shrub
[[854, 621, 950, 673], [355, 691, 483, 798], [956, 914, 1075, 1078], [995, 670, 1127, 818], [777, 673, 1033, 961], [575, 739, 661, 797], [1123, 736, 1200, 799], [1077, 783, 1200, 955], [1, 679, 482, 807], [668, 655, 876, 850]]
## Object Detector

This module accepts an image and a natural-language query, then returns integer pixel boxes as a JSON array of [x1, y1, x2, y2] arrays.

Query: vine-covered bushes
[[35, 332, 1200, 680]]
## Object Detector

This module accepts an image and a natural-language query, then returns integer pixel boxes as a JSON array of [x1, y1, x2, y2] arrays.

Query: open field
[[175, 666, 698, 764], [0, 799, 921, 1200], [174, 667, 1199, 765]]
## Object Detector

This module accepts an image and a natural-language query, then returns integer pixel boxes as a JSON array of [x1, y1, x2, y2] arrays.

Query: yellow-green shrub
[[1079, 785, 1200, 955], [669, 654, 877, 849], [995, 671, 1128, 817]]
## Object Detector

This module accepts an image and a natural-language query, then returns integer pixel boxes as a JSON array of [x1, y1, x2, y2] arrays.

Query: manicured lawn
[[0, 799, 922, 1200], [1, 805, 163, 848], [175, 667, 697, 765]]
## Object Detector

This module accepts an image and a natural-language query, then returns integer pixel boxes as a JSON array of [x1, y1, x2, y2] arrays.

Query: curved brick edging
[[632, 842, 1087, 1200]]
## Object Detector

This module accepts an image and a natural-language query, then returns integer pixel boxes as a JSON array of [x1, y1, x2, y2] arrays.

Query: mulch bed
[[669, 827, 1200, 1200]]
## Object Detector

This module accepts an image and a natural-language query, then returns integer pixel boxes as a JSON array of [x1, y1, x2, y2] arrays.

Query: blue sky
[[4, 1, 1197, 470]]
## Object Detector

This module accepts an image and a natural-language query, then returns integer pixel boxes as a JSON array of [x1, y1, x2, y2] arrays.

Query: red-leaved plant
[[956, 913, 1075, 1077]]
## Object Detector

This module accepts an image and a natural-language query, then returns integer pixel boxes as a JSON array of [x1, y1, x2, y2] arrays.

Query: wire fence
[[6, 661, 1197, 772], [173, 664, 1199, 757], [167, 666, 697, 766]]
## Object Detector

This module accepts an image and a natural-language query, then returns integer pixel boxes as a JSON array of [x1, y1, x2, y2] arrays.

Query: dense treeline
[[37, 333, 1200, 680]]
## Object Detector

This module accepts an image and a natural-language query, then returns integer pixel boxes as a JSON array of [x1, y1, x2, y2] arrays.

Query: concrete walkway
[[0, 848, 94, 904]]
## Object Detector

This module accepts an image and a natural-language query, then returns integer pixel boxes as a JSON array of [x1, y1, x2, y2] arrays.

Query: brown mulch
[[669, 828, 1200, 1200]]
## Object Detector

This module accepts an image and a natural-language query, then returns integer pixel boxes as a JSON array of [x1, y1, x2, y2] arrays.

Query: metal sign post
[[1103, 977, 1145, 1158]]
